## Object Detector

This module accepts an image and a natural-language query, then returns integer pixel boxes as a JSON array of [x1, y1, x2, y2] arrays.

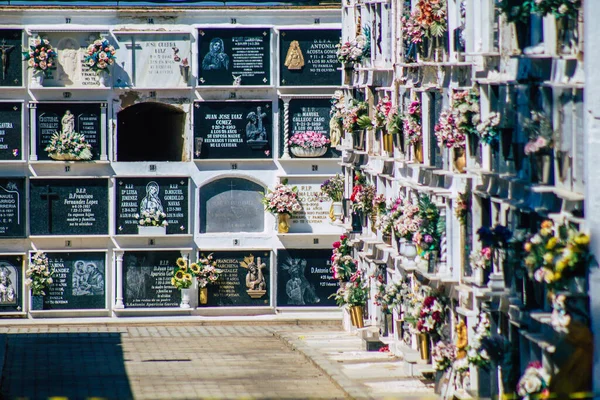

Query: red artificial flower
[[332, 241, 341, 249]]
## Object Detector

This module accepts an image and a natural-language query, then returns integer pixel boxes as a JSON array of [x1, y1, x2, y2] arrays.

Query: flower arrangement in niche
[[497, 0, 535, 23], [415, 294, 445, 337], [393, 198, 421, 241], [434, 89, 480, 149], [45, 131, 93, 161], [477, 224, 512, 249], [402, 0, 448, 44], [135, 210, 168, 227], [432, 341, 456, 372], [372, 194, 387, 215], [532, 0, 580, 18], [342, 100, 369, 132], [84, 38, 116, 73], [467, 312, 491, 368], [350, 182, 375, 215], [25, 252, 54, 296], [523, 111, 554, 155], [331, 234, 356, 281], [331, 271, 369, 307], [454, 192, 470, 226], [373, 97, 393, 130], [413, 195, 444, 258], [336, 32, 368, 64], [476, 112, 501, 145], [403, 100, 422, 144], [171, 257, 193, 289], [22, 37, 56, 76], [516, 361, 551, 399], [289, 131, 330, 150], [469, 247, 492, 271], [319, 174, 344, 203], [374, 281, 407, 312], [195, 253, 222, 288], [262, 181, 302, 215]]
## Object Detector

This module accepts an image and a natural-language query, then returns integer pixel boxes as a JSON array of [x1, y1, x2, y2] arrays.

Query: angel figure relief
[[241, 254, 267, 299]]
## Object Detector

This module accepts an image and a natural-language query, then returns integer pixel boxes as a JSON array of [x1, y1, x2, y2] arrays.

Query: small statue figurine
[[284, 40, 304, 70], [455, 319, 468, 359]]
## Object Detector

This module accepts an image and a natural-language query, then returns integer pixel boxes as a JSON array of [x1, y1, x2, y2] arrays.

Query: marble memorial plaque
[[36, 103, 102, 161], [203, 251, 271, 307], [0, 103, 22, 160], [200, 178, 265, 233], [0, 255, 23, 312], [0, 178, 25, 238], [29, 178, 109, 236], [193, 101, 272, 159], [198, 28, 270, 86], [0, 30, 22, 87], [42, 252, 106, 310], [123, 251, 181, 308], [279, 29, 340, 86], [115, 177, 189, 235], [276, 249, 338, 307]]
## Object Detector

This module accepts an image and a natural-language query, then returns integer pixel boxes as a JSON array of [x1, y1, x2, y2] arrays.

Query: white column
[[281, 97, 291, 159], [114, 251, 124, 309], [100, 102, 108, 161], [28, 103, 37, 160]]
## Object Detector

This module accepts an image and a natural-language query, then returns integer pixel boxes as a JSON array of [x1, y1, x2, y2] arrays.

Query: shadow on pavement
[[0, 333, 133, 400]]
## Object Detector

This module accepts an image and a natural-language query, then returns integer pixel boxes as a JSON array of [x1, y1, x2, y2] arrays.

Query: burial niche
[[117, 102, 185, 161], [199, 177, 265, 233]]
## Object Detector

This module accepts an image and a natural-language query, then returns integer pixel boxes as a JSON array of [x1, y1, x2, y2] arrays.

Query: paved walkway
[[0, 322, 436, 399]]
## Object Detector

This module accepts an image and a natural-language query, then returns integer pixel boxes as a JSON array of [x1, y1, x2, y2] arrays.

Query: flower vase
[[413, 141, 423, 163], [401, 241, 418, 269], [277, 213, 291, 233], [180, 288, 191, 309], [349, 305, 364, 328], [199, 286, 208, 305], [351, 211, 362, 233], [138, 226, 167, 235], [382, 132, 394, 154], [382, 233, 392, 246], [343, 63, 353, 85], [418, 333, 430, 361], [31, 294, 43, 311], [97, 70, 111, 87], [330, 202, 343, 222], [291, 146, 327, 158], [533, 153, 552, 185], [31, 70, 44, 88], [453, 147, 466, 173]]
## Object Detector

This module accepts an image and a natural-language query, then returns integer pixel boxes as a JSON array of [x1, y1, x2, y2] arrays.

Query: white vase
[[137, 225, 167, 235], [180, 288, 191, 308], [401, 241, 418, 269], [290, 146, 327, 158], [331, 202, 343, 221], [30, 70, 44, 88], [97, 70, 111, 87]]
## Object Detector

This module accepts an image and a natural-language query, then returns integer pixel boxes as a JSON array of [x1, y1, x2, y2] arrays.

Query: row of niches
[[1, 99, 341, 161], [0, 175, 343, 238], [0, 28, 341, 88], [0, 248, 339, 313]]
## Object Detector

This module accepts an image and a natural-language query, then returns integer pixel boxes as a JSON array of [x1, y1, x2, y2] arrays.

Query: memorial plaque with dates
[[203, 251, 271, 307], [123, 251, 181, 308], [198, 28, 270, 86], [0, 254, 23, 313], [42, 252, 106, 310], [0, 30, 22, 87], [29, 178, 109, 236], [115, 177, 189, 235], [36, 103, 102, 161], [0, 178, 25, 238], [0, 103, 22, 160], [193, 101, 272, 159], [276, 249, 338, 307], [279, 29, 341, 86]]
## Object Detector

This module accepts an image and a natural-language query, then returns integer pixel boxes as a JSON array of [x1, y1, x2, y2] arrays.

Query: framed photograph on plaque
[[197, 28, 271, 86], [0, 254, 23, 313], [193, 101, 272, 160]]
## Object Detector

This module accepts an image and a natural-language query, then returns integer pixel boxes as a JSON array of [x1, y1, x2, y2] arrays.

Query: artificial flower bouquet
[[342, 100, 369, 132], [402, 0, 448, 44], [467, 312, 491, 368], [516, 361, 551, 400], [415, 294, 445, 337], [432, 341, 456, 372], [374, 281, 406, 312], [171, 257, 193, 289], [434, 89, 480, 149], [469, 247, 492, 271], [45, 130, 93, 161], [289, 131, 330, 150], [373, 97, 393, 130], [523, 111, 554, 155], [350, 173, 375, 215], [262, 181, 302, 215], [336, 34, 368, 64], [135, 210, 168, 227], [22, 37, 56, 76], [412, 195, 443, 257], [25, 251, 54, 296], [195, 253, 222, 288], [331, 271, 369, 307], [393, 198, 421, 241], [84, 37, 117, 73], [319, 174, 344, 203], [476, 112, 501, 145], [403, 100, 422, 144]]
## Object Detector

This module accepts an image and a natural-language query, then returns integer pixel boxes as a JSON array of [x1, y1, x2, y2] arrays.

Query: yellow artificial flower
[[184, 273, 192, 281], [543, 253, 554, 264], [553, 271, 562, 282], [176, 257, 187, 268], [524, 242, 532, 252], [543, 269, 555, 284], [546, 237, 558, 250], [555, 259, 567, 273], [171, 278, 177, 286], [190, 263, 200, 274], [540, 228, 552, 237], [573, 233, 590, 246], [541, 220, 553, 230], [175, 270, 184, 280]]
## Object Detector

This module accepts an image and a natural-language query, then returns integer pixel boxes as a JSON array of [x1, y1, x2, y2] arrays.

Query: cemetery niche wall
[[0, 30, 22, 87], [199, 177, 265, 233], [276, 249, 337, 307], [0, 178, 25, 238], [193, 101, 272, 159], [197, 28, 270, 86], [29, 178, 109, 236], [0, 255, 23, 313], [0, 102, 22, 161], [278, 29, 341, 86], [115, 177, 189, 235], [123, 250, 181, 308], [202, 251, 271, 307], [40, 252, 106, 310]]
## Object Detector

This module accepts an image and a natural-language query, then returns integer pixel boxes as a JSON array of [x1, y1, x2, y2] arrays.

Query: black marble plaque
[[276, 249, 338, 307], [36, 103, 102, 161], [0, 255, 23, 313], [42, 252, 106, 310], [0, 178, 25, 238], [29, 178, 109, 236], [204, 251, 271, 307], [198, 28, 270, 86], [279, 29, 341, 86], [115, 177, 189, 235], [193, 101, 272, 159], [200, 178, 265, 233], [0, 103, 22, 160], [279, 98, 341, 158], [0, 30, 22, 87], [123, 251, 181, 308]]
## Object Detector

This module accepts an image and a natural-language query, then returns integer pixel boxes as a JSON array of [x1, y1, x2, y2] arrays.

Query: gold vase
[[414, 141, 423, 163], [382, 132, 394, 154], [453, 147, 466, 173], [418, 333, 430, 361], [199, 287, 208, 305], [277, 213, 290, 233], [349, 305, 364, 328]]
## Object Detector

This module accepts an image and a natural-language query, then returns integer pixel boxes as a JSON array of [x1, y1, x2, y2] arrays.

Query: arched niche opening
[[117, 102, 185, 161], [200, 177, 265, 233]]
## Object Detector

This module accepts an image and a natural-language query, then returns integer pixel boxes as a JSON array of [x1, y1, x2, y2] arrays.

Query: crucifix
[[40, 185, 59, 234], [0, 39, 15, 80]]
